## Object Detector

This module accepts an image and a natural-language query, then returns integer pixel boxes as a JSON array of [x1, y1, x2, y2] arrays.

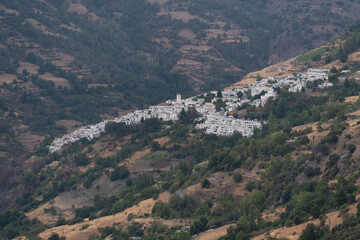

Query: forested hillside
[[0, 25, 360, 239], [1, 0, 360, 233]]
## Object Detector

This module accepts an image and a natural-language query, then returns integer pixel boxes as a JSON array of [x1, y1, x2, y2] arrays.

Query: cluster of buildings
[[196, 115, 262, 137], [48, 68, 332, 153]]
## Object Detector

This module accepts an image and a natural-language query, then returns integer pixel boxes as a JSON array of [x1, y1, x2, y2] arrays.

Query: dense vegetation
[[1, 56, 360, 239], [1, 0, 360, 239]]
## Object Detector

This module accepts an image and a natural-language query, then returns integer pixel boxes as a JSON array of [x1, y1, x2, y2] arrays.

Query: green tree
[[233, 172, 243, 183], [110, 166, 129, 181], [48, 232, 66, 240], [21, 171, 37, 189], [201, 179, 211, 188], [74, 153, 90, 166], [299, 224, 323, 240]]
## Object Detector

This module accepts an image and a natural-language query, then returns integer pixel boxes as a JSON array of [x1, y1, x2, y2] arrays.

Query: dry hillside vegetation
[[195, 224, 235, 240], [185, 166, 263, 201], [0, 74, 18, 84], [252, 203, 358, 240], [37, 192, 180, 240]]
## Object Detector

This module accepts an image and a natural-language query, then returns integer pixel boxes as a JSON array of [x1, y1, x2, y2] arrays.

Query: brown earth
[[154, 136, 171, 147], [13, 124, 44, 152], [67, 4, 88, 14], [227, 56, 301, 89], [119, 148, 152, 171], [60, 23, 81, 32], [17, 62, 40, 75], [185, 166, 263, 201], [27, 190, 94, 226], [90, 136, 124, 159], [262, 207, 286, 222], [195, 224, 236, 240], [0, 5, 19, 15], [157, 11, 198, 23], [252, 203, 358, 240], [178, 29, 196, 40], [37, 192, 179, 240], [25, 18, 65, 38], [0, 74, 18, 84], [153, 37, 173, 50], [344, 96, 359, 104], [147, 0, 169, 5], [39, 73, 71, 88]]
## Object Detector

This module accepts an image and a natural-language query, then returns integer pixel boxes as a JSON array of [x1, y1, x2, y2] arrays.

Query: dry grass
[[157, 11, 198, 23], [67, 4, 88, 14], [344, 96, 359, 104], [252, 203, 359, 240], [25, 18, 64, 37], [185, 166, 263, 201], [178, 29, 196, 40], [26, 189, 95, 226], [147, 0, 169, 4], [196, 224, 235, 240], [26, 18, 46, 31], [176, 59, 202, 66], [0, 74, 18, 84], [38, 198, 156, 240], [262, 207, 286, 222], [17, 62, 40, 75], [60, 24, 81, 32], [227, 56, 300, 89], [0, 4, 19, 15], [348, 51, 360, 63], [39, 73, 71, 88], [119, 148, 152, 171], [153, 37, 173, 49], [13, 124, 44, 151], [179, 45, 212, 52], [154, 136, 171, 147], [90, 137, 123, 159]]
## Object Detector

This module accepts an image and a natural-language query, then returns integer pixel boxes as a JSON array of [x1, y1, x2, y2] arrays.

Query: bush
[[74, 153, 90, 166], [48, 232, 66, 240], [326, 154, 340, 168], [299, 223, 323, 240], [201, 179, 211, 189], [245, 181, 258, 192], [110, 166, 129, 181], [233, 172, 243, 183], [348, 144, 356, 154]]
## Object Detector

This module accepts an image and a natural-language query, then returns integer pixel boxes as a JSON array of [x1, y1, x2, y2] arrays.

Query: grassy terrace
[[296, 47, 329, 63]]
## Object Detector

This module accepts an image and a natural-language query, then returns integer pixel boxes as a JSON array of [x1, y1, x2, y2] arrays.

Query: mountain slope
[[0, 27, 360, 239]]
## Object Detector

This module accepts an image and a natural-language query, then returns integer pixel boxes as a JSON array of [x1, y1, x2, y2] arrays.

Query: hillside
[[0, 26, 359, 240], [1, 1, 360, 239], [0, 1, 359, 205]]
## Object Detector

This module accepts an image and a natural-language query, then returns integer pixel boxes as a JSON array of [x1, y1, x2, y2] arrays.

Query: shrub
[[348, 144, 356, 154], [74, 153, 90, 166], [110, 166, 129, 181], [327, 154, 340, 168], [201, 179, 211, 189], [233, 172, 243, 183]]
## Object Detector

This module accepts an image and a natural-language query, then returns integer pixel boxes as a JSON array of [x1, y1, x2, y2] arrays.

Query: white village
[[49, 68, 332, 153]]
